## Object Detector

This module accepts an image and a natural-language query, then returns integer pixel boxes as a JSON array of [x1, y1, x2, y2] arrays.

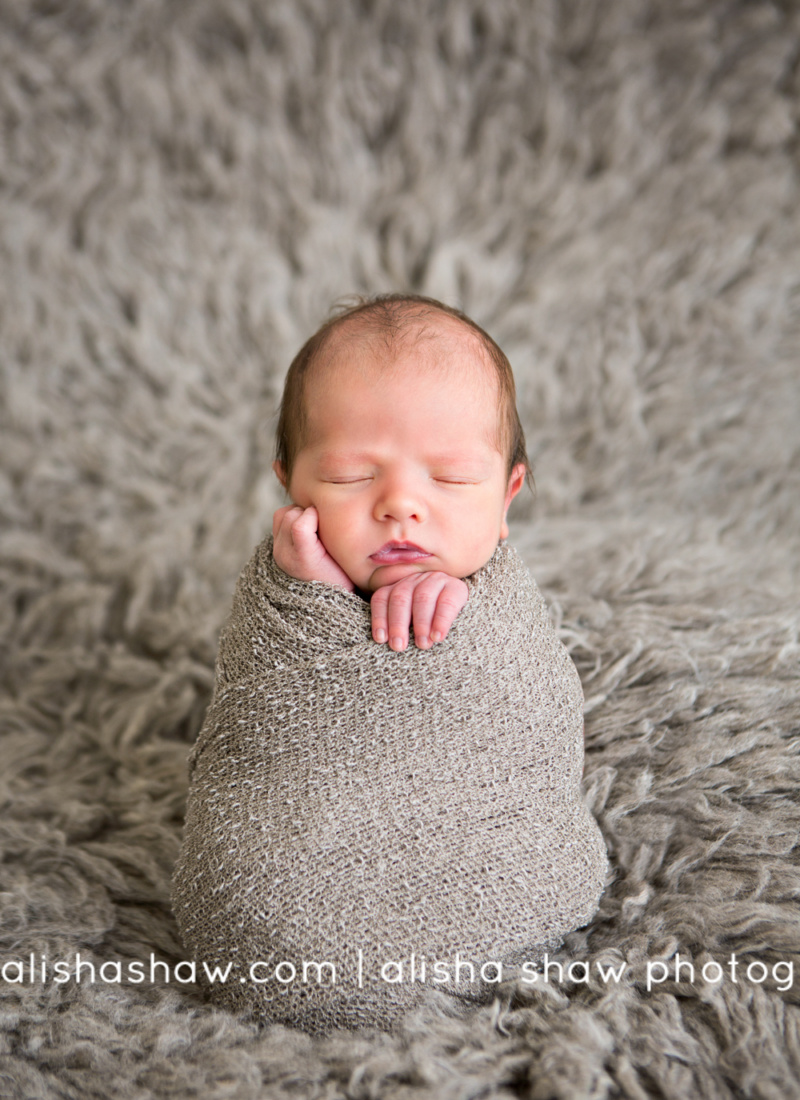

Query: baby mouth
[[370, 542, 431, 563]]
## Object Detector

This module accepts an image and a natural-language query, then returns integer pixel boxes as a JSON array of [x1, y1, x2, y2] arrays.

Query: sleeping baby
[[172, 294, 608, 1033]]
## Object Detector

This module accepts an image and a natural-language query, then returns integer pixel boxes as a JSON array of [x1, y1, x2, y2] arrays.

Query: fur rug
[[1, 0, 798, 1096]]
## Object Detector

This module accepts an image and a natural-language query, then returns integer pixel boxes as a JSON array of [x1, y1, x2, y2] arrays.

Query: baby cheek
[[285, 483, 314, 509], [453, 527, 497, 577], [317, 503, 363, 553]]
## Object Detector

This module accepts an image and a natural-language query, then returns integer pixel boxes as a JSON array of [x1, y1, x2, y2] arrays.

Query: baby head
[[273, 294, 533, 593]]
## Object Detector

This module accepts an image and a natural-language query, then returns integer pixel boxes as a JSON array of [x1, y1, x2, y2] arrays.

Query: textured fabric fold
[[172, 536, 608, 1032]]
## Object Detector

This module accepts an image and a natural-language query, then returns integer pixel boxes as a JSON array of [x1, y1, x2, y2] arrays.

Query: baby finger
[[385, 583, 417, 652], [429, 578, 469, 643], [370, 586, 390, 644], [409, 574, 445, 649], [272, 505, 297, 539], [289, 505, 319, 546]]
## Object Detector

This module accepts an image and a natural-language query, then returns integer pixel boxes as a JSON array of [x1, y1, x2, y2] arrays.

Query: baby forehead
[[315, 310, 497, 383]]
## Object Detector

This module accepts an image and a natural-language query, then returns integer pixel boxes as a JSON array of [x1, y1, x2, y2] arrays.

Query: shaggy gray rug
[[1, 0, 798, 1096]]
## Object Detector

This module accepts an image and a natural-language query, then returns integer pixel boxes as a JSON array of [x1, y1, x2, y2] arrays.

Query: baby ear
[[272, 460, 288, 490], [504, 463, 527, 508], [500, 464, 528, 539]]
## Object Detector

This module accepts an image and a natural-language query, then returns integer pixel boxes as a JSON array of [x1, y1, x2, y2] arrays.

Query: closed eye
[[323, 477, 372, 484]]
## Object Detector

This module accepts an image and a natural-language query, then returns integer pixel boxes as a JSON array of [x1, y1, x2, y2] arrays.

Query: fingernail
[[430, 631, 441, 643], [417, 635, 429, 648], [375, 629, 387, 643], [391, 636, 405, 651]]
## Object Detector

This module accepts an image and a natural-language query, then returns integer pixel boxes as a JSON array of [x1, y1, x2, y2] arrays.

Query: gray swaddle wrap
[[171, 536, 608, 1032]]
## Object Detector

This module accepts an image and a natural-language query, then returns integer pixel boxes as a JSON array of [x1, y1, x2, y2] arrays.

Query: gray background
[[0, 1, 798, 1096]]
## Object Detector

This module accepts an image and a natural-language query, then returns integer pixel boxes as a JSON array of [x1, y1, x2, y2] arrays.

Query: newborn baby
[[172, 294, 608, 1033]]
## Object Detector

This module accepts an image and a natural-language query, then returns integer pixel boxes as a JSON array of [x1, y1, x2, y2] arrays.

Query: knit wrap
[[171, 536, 608, 1032]]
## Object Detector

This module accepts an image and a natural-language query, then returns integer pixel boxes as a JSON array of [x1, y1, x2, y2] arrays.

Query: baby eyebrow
[[317, 452, 373, 465], [316, 451, 493, 473], [315, 454, 374, 475], [317, 448, 492, 462]]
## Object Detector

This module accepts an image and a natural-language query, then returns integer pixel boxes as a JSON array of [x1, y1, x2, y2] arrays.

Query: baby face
[[276, 318, 526, 593]]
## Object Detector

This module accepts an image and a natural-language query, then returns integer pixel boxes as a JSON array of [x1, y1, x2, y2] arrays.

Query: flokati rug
[[1, 1, 799, 1097]]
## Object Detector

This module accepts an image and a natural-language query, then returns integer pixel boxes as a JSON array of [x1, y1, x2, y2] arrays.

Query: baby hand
[[370, 572, 469, 652], [272, 505, 355, 592]]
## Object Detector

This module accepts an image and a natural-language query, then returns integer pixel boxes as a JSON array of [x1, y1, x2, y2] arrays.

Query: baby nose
[[374, 479, 427, 523]]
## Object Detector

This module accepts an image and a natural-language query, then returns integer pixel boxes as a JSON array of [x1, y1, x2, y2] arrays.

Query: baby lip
[[370, 541, 430, 559]]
